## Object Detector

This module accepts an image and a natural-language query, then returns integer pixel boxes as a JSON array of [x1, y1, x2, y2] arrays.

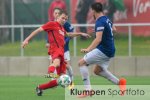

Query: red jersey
[[48, 0, 66, 21], [42, 21, 66, 60]]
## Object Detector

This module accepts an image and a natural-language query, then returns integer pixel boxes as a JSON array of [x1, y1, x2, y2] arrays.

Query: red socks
[[48, 66, 55, 73], [38, 66, 58, 90], [39, 80, 58, 90]]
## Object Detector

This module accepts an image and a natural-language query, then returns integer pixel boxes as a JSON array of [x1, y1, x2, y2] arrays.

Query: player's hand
[[22, 40, 29, 48], [45, 43, 50, 48], [81, 33, 91, 38], [81, 48, 89, 53]]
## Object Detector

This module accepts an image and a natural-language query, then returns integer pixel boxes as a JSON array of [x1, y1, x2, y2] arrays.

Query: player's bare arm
[[66, 32, 91, 38], [81, 31, 102, 53], [112, 25, 117, 32], [22, 27, 43, 48]]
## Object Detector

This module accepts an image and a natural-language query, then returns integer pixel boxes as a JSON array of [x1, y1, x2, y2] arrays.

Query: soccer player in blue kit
[[78, 2, 126, 97], [63, 19, 74, 88]]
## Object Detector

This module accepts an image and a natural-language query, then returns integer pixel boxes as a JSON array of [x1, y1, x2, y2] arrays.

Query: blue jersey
[[46, 21, 74, 52], [95, 16, 115, 57], [63, 22, 74, 52]]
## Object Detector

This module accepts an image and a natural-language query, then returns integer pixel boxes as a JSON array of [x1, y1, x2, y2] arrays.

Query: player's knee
[[52, 63, 60, 67], [66, 64, 70, 69], [52, 59, 61, 67], [78, 59, 86, 67], [94, 69, 100, 75], [78, 61, 82, 67], [66, 62, 70, 68]]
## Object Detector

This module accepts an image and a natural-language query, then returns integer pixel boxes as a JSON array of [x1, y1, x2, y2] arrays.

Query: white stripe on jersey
[[97, 27, 104, 31], [69, 25, 74, 30]]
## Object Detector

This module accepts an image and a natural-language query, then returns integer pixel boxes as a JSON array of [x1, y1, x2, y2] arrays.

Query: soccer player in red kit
[[22, 10, 90, 96]]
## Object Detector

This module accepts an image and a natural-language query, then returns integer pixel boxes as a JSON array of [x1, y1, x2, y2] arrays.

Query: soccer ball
[[58, 74, 71, 88]]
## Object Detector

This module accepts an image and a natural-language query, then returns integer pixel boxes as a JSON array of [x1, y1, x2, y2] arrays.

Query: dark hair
[[91, 2, 103, 13], [59, 10, 68, 16]]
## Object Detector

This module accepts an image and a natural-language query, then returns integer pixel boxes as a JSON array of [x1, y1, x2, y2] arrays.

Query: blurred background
[[0, 0, 150, 100], [0, 0, 150, 75]]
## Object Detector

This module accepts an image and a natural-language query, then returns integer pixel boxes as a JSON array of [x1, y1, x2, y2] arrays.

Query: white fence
[[0, 23, 150, 57]]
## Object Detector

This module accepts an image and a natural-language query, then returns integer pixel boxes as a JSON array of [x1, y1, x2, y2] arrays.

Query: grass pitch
[[0, 76, 150, 100]]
